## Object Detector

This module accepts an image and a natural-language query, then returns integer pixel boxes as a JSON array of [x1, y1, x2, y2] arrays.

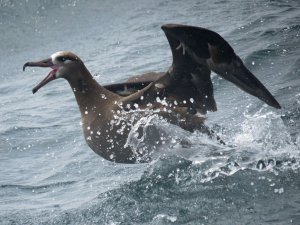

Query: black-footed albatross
[[23, 24, 281, 163]]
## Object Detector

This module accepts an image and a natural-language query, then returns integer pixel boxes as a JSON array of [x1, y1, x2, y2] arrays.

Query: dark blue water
[[1, 0, 300, 224]]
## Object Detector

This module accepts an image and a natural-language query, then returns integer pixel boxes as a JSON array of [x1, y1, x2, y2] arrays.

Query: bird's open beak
[[23, 58, 58, 94]]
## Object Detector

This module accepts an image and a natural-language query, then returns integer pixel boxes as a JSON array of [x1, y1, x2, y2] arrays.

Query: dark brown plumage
[[23, 24, 281, 163]]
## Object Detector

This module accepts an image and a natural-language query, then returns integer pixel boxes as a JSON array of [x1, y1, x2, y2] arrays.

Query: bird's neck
[[66, 65, 121, 125]]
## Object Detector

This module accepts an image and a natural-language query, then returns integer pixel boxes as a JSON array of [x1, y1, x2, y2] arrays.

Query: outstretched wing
[[116, 25, 224, 114], [158, 24, 281, 110], [112, 24, 281, 113], [151, 24, 227, 114]]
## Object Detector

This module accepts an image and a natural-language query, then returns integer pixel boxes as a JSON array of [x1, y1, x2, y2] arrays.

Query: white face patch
[[51, 51, 65, 64], [51, 51, 76, 64], [50, 51, 78, 78]]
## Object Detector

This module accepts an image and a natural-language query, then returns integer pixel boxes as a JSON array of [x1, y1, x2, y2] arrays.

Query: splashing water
[[1, 0, 300, 224]]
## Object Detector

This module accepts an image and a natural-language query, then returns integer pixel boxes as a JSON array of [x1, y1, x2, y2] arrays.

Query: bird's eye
[[57, 56, 68, 62]]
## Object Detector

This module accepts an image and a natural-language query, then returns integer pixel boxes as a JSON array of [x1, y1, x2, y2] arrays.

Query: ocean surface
[[1, 0, 300, 224]]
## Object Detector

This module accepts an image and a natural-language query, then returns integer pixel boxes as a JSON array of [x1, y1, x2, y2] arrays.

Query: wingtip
[[261, 92, 281, 109], [253, 90, 282, 110], [273, 102, 282, 109]]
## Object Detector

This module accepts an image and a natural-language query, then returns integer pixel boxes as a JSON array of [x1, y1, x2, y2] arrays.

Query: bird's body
[[23, 24, 281, 163], [67, 65, 208, 163]]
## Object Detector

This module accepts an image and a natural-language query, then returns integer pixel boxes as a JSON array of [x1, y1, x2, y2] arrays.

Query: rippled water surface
[[1, 0, 300, 224]]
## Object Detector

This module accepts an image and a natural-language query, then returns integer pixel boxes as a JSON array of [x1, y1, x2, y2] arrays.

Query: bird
[[23, 24, 281, 163]]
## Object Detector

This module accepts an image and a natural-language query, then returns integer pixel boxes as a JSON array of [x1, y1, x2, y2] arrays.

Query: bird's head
[[23, 51, 83, 93]]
